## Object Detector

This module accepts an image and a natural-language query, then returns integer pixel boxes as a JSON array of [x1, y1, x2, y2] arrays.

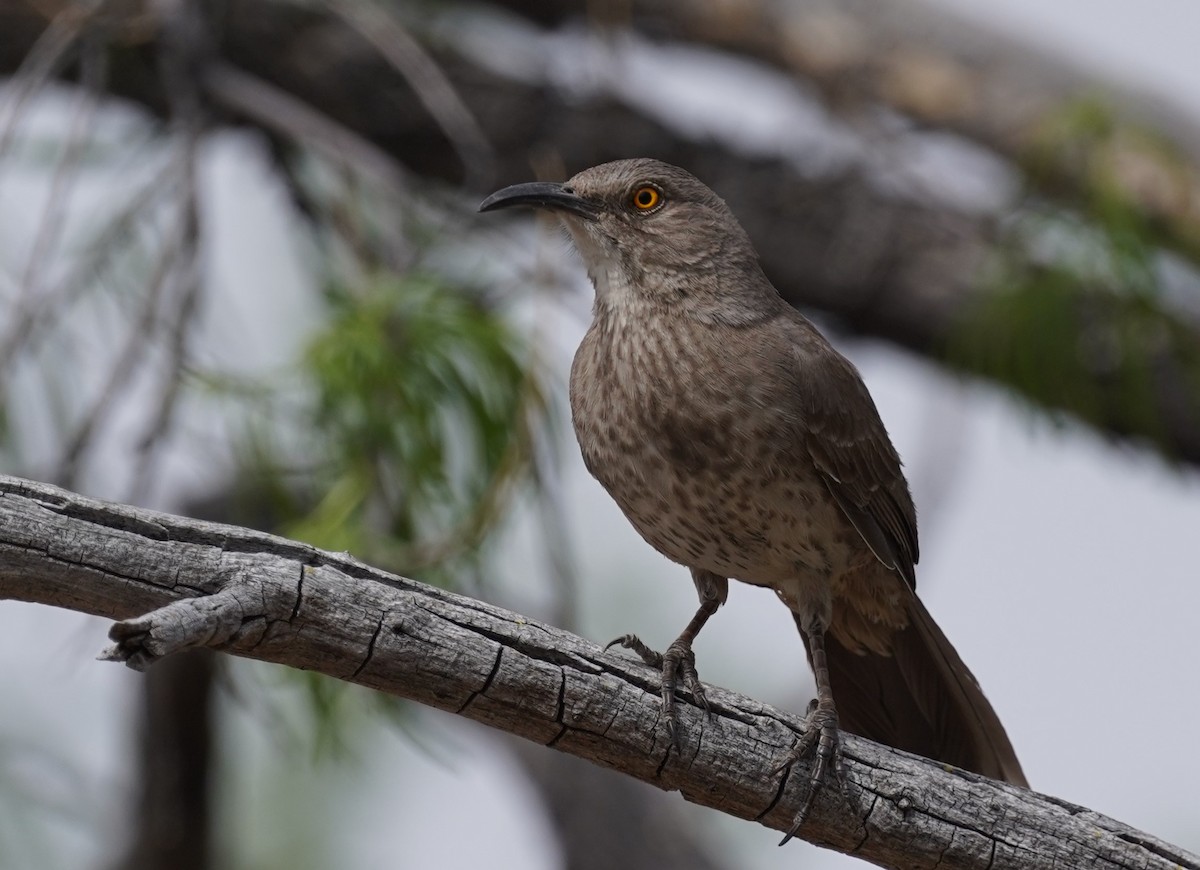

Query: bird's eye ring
[[631, 185, 662, 211]]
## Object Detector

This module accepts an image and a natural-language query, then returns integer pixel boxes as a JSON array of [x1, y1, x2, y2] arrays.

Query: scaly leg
[[606, 570, 728, 742], [774, 624, 842, 845]]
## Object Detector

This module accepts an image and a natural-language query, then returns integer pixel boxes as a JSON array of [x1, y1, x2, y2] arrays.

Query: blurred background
[[2, 0, 1199, 868]]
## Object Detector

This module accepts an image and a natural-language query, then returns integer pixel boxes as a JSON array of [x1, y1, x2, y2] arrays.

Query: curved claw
[[604, 633, 710, 743], [674, 647, 710, 716], [774, 703, 842, 845], [605, 634, 664, 669]]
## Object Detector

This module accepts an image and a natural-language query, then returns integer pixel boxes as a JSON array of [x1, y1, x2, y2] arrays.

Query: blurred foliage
[[953, 110, 1200, 451], [0, 87, 557, 860], [277, 271, 546, 579], [1024, 95, 1200, 260], [230, 263, 553, 756]]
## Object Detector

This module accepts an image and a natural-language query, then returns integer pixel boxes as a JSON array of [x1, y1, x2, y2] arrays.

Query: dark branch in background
[[0, 0, 94, 156], [201, 62, 411, 193], [106, 651, 216, 870], [127, 0, 208, 505], [494, 0, 1200, 260], [324, 0, 494, 186], [512, 744, 731, 870], [17, 21, 105, 305], [104, 5, 219, 869], [1, 475, 1196, 870], [3, 0, 1198, 465]]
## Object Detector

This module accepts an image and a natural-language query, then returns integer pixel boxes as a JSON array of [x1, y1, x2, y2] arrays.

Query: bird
[[479, 158, 1026, 839]]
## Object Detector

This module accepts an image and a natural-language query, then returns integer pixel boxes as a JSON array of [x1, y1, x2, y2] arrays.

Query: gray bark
[[0, 474, 1195, 870]]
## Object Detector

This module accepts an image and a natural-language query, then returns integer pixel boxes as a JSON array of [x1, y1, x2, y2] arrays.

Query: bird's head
[[480, 158, 772, 320]]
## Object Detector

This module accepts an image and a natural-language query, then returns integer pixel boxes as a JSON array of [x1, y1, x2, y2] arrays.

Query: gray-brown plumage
[[480, 158, 1026, 837]]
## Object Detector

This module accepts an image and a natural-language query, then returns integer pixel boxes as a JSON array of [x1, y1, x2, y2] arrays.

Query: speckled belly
[[593, 428, 863, 583], [570, 341, 870, 590]]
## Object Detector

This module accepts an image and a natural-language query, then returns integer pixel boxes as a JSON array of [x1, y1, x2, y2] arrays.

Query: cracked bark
[[1, 474, 1196, 870]]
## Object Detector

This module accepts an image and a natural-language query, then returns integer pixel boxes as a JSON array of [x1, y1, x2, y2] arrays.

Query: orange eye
[[631, 186, 661, 211]]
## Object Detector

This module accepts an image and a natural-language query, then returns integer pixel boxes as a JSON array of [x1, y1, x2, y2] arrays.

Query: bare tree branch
[[0, 0, 92, 158], [322, 0, 493, 185], [201, 62, 411, 193], [0, 474, 1194, 870], [54, 171, 191, 489], [126, 0, 208, 506], [18, 25, 106, 304]]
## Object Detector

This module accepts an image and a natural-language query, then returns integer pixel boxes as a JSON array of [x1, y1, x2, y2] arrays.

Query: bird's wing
[[789, 321, 919, 587]]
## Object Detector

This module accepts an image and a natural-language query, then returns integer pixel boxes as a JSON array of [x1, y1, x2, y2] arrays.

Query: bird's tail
[[796, 595, 1027, 786]]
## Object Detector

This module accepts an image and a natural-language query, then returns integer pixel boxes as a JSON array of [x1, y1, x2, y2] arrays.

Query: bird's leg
[[606, 571, 728, 742], [607, 597, 718, 742], [774, 625, 842, 845]]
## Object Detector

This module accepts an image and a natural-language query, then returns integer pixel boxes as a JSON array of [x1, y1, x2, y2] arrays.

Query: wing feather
[[787, 315, 919, 586]]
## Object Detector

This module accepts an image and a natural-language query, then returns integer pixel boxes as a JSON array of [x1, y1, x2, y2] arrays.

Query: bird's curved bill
[[478, 182, 600, 220]]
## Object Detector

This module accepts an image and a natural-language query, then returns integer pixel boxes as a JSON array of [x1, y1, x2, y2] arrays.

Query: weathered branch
[[0, 474, 1195, 869]]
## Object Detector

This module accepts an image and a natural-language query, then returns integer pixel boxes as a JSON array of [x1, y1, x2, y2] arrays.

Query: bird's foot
[[772, 699, 843, 845], [605, 633, 709, 744]]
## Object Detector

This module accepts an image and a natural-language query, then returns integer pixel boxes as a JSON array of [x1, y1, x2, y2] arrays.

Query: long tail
[[796, 595, 1027, 786]]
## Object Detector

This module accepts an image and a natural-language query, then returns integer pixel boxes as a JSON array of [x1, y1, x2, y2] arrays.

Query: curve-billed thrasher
[[480, 158, 1026, 837]]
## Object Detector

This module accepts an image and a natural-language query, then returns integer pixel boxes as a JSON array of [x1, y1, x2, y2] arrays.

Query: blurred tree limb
[[106, 651, 215, 870], [3, 0, 1200, 466], [497, 0, 1200, 259], [3, 475, 1197, 870]]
